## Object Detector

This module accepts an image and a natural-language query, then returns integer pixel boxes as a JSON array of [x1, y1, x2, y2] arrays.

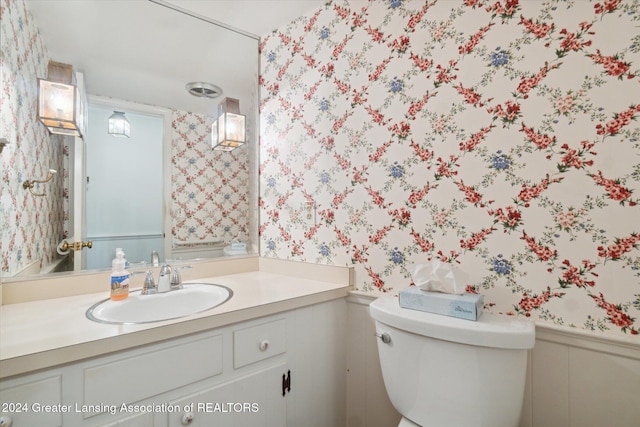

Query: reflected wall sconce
[[212, 97, 246, 151], [108, 111, 131, 138], [23, 169, 56, 197], [37, 61, 84, 137]]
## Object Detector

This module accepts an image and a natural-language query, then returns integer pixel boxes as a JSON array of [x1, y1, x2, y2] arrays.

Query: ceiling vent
[[186, 82, 223, 99]]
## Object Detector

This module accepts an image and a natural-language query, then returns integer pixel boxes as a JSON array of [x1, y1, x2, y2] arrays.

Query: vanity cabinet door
[[0, 375, 63, 427], [97, 411, 153, 427], [83, 334, 223, 415], [167, 363, 287, 427]]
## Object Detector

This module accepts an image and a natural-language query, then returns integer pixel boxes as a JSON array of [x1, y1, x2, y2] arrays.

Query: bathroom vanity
[[0, 258, 351, 426]]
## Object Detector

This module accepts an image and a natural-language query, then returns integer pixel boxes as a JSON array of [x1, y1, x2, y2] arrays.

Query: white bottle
[[110, 250, 130, 301], [115, 247, 129, 269]]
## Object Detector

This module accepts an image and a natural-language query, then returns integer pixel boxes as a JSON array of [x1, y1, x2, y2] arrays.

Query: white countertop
[[0, 270, 350, 379]]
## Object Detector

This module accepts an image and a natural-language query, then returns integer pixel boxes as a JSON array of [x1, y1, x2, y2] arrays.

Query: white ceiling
[[164, 0, 326, 37], [24, 0, 326, 116]]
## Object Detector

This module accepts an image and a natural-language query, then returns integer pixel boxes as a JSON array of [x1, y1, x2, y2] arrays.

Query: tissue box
[[230, 241, 246, 251], [399, 286, 484, 321]]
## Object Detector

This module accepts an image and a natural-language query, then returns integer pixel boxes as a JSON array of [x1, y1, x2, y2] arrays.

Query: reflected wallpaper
[[171, 111, 250, 245], [1, 0, 250, 275], [0, 0, 65, 276], [259, 0, 640, 337]]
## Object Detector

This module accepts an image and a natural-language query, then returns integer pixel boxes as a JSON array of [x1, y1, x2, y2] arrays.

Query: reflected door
[[85, 104, 164, 269], [70, 134, 87, 271], [69, 72, 88, 272]]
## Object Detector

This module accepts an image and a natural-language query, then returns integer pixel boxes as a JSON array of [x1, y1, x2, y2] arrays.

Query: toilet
[[369, 296, 535, 427]]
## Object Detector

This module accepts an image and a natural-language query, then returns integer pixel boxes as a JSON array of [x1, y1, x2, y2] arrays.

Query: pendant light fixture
[[211, 98, 246, 151], [108, 111, 130, 138], [37, 61, 84, 137]]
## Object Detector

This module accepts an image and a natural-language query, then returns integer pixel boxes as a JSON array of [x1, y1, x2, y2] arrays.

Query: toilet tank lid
[[369, 296, 535, 349]]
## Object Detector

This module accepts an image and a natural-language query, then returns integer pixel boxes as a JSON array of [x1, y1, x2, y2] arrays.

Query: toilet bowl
[[370, 296, 535, 427]]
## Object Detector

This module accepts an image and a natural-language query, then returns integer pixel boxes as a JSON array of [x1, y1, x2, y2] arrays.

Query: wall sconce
[[212, 98, 246, 151], [108, 111, 131, 138], [23, 169, 56, 197], [37, 61, 84, 137]]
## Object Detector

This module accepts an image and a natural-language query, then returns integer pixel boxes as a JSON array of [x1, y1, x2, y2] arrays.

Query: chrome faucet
[[171, 267, 183, 290], [141, 270, 157, 295], [141, 263, 189, 295], [157, 264, 172, 293]]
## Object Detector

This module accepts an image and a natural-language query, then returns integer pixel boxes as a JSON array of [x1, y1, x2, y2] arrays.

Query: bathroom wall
[[171, 111, 250, 245], [0, 0, 66, 277], [259, 0, 640, 339]]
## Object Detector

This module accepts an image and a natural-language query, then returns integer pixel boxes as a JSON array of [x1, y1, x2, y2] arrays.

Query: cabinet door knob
[[181, 411, 194, 425], [259, 339, 270, 351]]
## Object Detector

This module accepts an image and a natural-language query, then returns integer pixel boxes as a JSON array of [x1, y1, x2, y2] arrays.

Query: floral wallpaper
[[259, 0, 640, 337], [0, 0, 66, 277], [171, 111, 250, 245]]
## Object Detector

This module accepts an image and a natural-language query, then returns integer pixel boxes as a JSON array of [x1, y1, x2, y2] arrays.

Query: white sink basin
[[86, 283, 233, 325]]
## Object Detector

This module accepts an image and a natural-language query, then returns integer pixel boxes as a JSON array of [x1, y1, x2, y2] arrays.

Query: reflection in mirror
[[0, 0, 258, 280], [84, 100, 165, 270]]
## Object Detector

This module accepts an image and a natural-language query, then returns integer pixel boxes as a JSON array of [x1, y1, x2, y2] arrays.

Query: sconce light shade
[[212, 98, 245, 151], [108, 111, 131, 138], [37, 61, 83, 137]]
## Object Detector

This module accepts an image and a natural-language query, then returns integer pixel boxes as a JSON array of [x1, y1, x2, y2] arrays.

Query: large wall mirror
[[0, 0, 259, 280]]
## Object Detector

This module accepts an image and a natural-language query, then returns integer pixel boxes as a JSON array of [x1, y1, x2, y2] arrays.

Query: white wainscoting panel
[[346, 294, 401, 427]]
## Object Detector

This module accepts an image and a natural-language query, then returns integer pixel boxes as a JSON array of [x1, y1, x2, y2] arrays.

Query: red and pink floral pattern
[[259, 0, 640, 337]]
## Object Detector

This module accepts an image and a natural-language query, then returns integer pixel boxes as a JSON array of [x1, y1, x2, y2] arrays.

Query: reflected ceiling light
[[108, 111, 130, 138], [212, 98, 246, 152], [37, 61, 84, 137]]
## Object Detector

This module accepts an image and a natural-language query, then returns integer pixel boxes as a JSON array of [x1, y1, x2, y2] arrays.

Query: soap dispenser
[[110, 250, 130, 301]]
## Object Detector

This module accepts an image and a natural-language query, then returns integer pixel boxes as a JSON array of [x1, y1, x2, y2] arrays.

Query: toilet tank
[[370, 296, 535, 427]]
